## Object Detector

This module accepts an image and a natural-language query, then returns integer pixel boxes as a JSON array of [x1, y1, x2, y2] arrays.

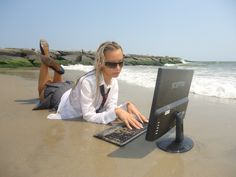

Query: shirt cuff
[[103, 109, 117, 124], [47, 113, 62, 119]]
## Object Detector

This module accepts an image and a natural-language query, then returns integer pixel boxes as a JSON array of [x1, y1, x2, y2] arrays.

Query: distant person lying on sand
[[34, 39, 148, 129]]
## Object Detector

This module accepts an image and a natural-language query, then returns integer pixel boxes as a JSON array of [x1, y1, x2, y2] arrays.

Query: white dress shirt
[[47, 70, 118, 124]]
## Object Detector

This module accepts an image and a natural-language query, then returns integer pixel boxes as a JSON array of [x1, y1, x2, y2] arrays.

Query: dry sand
[[0, 68, 236, 177]]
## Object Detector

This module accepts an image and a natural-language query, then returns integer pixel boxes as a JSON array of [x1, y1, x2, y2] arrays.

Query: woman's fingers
[[135, 114, 143, 123], [140, 114, 149, 123], [124, 120, 133, 130], [127, 102, 146, 123], [117, 106, 147, 129], [129, 115, 143, 129]]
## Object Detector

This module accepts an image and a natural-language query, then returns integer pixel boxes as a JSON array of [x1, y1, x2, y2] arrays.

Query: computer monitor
[[145, 68, 194, 153]]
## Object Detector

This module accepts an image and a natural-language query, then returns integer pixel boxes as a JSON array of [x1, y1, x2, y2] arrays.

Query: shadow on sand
[[15, 98, 39, 105], [107, 134, 157, 159]]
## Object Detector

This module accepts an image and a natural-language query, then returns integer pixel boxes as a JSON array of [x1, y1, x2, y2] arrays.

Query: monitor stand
[[156, 112, 194, 153]]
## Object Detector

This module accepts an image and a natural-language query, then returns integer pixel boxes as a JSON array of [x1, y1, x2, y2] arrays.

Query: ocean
[[63, 61, 236, 100]]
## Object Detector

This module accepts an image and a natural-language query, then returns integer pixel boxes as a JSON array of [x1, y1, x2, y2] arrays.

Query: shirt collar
[[99, 73, 112, 89]]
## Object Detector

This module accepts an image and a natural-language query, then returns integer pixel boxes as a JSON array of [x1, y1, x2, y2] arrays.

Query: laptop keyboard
[[94, 123, 148, 146]]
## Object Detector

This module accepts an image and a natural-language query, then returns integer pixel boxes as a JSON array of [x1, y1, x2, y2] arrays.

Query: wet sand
[[0, 68, 236, 177]]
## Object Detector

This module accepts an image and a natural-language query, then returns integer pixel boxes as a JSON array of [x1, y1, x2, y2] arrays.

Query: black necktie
[[96, 85, 110, 113]]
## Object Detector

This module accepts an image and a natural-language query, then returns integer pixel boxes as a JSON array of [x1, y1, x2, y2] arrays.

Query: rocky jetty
[[0, 48, 184, 68]]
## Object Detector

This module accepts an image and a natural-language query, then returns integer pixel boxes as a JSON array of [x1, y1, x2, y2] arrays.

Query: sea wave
[[63, 63, 236, 99], [191, 76, 236, 99]]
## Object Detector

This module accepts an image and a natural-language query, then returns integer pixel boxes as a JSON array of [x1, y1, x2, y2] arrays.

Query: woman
[[37, 39, 148, 129]]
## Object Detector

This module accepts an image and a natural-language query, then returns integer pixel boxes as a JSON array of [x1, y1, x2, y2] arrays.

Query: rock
[[0, 47, 184, 68], [0, 48, 37, 57]]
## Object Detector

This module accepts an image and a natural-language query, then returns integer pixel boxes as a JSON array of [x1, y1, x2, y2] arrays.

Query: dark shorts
[[33, 81, 74, 110]]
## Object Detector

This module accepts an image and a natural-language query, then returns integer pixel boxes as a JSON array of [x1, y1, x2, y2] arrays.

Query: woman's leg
[[38, 39, 64, 100], [53, 70, 63, 83], [38, 62, 52, 100], [38, 40, 52, 100]]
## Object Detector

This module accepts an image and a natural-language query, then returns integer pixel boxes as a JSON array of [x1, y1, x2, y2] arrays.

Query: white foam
[[119, 65, 157, 88], [63, 64, 236, 99], [63, 64, 93, 72], [164, 63, 177, 67], [191, 76, 236, 99]]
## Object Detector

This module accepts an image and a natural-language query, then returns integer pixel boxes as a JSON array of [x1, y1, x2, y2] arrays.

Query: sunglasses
[[104, 61, 124, 69]]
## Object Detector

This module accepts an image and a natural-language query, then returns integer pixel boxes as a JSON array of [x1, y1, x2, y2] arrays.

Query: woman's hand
[[115, 108, 143, 130], [127, 102, 148, 124]]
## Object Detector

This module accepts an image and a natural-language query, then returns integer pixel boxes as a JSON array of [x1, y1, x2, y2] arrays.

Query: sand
[[0, 68, 236, 177]]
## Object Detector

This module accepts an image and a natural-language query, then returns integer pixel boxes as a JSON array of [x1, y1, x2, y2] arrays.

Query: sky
[[0, 0, 236, 61]]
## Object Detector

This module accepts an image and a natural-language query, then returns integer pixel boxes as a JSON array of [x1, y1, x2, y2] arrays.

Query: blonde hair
[[69, 41, 123, 106], [94, 41, 123, 95]]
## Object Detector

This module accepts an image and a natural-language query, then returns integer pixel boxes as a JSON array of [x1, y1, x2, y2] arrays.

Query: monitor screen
[[145, 68, 194, 153]]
